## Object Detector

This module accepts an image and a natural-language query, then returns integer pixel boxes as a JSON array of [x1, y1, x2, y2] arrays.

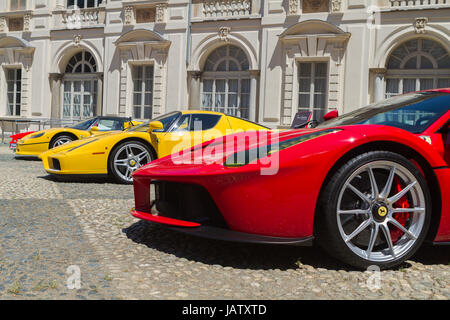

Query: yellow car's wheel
[[50, 135, 76, 149], [109, 140, 154, 184]]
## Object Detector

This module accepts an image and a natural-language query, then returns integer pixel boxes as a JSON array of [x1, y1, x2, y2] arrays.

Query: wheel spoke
[[387, 181, 417, 204], [114, 159, 128, 167], [367, 166, 379, 199], [338, 209, 369, 215], [380, 165, 396, 198], [345, 219, 372, 243], [136, 151, 149, 163], [366, 223, 379, 259], [380, 224, 396, 258], [391, 207, 425, 214], [347, 183, 371, 203], [125, 167, 132, 179], [126, 145, 134, 157], [388, 217, 417, 240]]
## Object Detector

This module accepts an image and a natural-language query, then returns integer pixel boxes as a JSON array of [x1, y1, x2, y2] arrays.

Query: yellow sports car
[[39, 110, 269, 184], [15, 116, 140, 157]]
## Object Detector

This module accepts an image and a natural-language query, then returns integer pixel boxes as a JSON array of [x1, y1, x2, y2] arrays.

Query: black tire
[[108, 140, 154, 184], [316, 151, 432, 270], [50, 134, 75, 149]]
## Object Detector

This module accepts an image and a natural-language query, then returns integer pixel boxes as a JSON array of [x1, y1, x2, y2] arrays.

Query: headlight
[[224, 129, 341, 167], [29, 132, 45, 139]]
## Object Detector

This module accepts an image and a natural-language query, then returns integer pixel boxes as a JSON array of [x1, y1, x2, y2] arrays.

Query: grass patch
[[7, 281, 21, 295], [32, 249, 41, 262], [104, 274, 113, 281], [33, 279, 58, 292]]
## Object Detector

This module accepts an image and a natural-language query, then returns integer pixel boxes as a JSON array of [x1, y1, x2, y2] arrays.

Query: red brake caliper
[[390, 176, 411, 243]]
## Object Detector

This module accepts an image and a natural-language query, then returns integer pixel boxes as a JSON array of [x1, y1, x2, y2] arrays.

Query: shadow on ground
[[38, 174, 116, 184], [13, 156, 41, 161], [124, 221, 450, 271]]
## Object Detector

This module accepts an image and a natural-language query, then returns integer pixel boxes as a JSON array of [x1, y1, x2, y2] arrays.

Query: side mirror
[[90, 126, 99, 133], [323, 110, 338, 121], [147, 120, 164, 132]]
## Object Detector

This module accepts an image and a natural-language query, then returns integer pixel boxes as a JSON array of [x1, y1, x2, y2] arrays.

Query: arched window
[[201, 45, 251, 119], [385, 39, 450, 98], [63, 50, 98, 119], [65, 51, 97, 73]]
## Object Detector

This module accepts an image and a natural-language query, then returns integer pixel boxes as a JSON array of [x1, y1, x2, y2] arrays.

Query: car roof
[[96, 116, 131, 121], [420, 88, 450, 94], [179, 110, 224, 116]]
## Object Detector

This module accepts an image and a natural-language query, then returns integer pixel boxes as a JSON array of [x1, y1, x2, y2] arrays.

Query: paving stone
[[0, 144, 449, 299]]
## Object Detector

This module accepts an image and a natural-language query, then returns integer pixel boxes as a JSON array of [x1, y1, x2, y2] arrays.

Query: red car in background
[[9, 131, 34, 150], [131, 89, 450, 269]]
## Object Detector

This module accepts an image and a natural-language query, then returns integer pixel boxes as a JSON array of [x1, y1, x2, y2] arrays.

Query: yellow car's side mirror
[[90, 126, 99, 133], [148, 121, 164, 133]]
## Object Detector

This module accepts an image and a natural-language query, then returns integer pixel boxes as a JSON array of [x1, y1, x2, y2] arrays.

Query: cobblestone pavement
[[0, 144, 449, 299]]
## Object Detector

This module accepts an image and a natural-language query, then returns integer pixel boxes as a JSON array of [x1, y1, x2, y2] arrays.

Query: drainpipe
[[186, 0, 192, 65]]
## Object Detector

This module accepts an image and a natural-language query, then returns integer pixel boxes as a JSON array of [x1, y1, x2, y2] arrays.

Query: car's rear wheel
[[109, 141, 154, 184], [316, 151, 431, 270], [50, 135, 75, 148]]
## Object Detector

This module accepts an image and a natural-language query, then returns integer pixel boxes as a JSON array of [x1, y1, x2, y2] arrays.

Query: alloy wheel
[[336, 160, 426, 263], [52, 136, 73, 147], [113, 143, 151, 182]]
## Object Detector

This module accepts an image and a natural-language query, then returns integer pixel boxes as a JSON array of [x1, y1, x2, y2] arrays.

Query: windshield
[[68, 118, 97, 130], [127, 112, 181, 132], [317, 91, 450, 133]]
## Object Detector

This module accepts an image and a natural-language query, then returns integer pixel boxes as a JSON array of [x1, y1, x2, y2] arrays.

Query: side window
[[190, 114, 221, 131], [169, 114, 221, 132], [97, 119, 123, 131], [171, 115, 191, 132]]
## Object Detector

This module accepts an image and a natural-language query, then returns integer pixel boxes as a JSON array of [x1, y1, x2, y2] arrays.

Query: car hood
[[135, 127, 342, 174], [37, 130, 139, 158]]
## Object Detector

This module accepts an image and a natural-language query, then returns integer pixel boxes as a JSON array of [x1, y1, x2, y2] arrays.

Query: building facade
[[0, 0, 449, 129]]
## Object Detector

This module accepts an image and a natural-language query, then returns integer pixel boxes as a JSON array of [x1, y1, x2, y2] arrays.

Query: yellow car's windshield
[[127, 112, 181, 132]]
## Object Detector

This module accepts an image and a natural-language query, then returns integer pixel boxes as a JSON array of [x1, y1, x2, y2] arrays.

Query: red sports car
[[131, 89, 450, 269], [9, 131, 35, 150]]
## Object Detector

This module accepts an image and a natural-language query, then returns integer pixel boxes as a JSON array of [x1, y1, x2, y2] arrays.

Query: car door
[[442, 121, 450, 166], [156, 113, 228, 158]]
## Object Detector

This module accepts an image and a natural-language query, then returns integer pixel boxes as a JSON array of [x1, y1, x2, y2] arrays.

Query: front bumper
[[40, 150, 109, 175], [15, 141, 48, 156], [130, 209, 314, 246]]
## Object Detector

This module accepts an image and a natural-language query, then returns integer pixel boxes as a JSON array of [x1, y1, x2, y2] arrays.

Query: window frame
[[10, 0, 26, 11], [385, 38, 450, 99], [62, 77, 98, 120], [295, 60, 329, 121], [201, 73, 250, 119], [132, 65, 154, 120], [5, 68, 22, 117], [66, 0, 103, 9]]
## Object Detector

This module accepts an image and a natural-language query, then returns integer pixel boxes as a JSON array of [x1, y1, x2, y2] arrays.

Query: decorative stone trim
[[203, 0, 251, 18], [124, 6, 134, 25], [23, 14, 32, 32], [115, 30, 171, 118], [0, 17, 7, 32], [288, 0, 299, 15], [156, 3, 167, 23], [0, 40, 35, 117], [414, 17, 428, 34], [279, 20, 351, 125], [73, 34, 82, 47], [369, 67, 387, 75], [219, 27, 231, 42], [331, 0, 342, 12]]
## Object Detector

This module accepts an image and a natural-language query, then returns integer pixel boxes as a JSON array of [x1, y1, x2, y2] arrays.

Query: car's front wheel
[[109, 141, 154, 184], [316, 151, 431, 270], [50, 135, 75, 148]]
